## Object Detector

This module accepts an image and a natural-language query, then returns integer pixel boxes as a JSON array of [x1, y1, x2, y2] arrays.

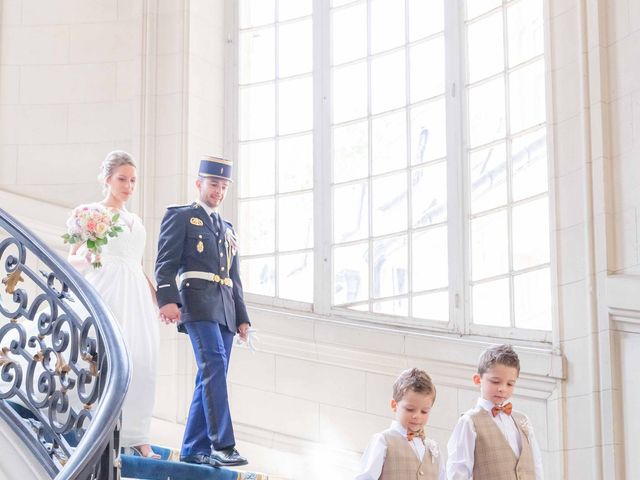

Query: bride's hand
[[159, 303, 180, 324]]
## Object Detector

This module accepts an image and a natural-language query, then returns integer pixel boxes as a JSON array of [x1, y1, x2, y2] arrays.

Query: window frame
[[225, 0, 556, 344]]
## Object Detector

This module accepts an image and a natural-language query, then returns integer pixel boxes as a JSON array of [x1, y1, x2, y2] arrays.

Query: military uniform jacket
[[155, 202, 250, 333]]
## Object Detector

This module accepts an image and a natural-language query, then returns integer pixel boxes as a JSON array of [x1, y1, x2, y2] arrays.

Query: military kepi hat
[[199, 155, 233, 181]]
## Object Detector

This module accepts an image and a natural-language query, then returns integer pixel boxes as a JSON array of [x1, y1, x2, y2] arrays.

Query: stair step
[[121, 447, 269, 480]]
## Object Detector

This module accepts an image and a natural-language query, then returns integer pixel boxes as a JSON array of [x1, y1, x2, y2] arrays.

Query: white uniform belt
[[179, 271, 233, 288]]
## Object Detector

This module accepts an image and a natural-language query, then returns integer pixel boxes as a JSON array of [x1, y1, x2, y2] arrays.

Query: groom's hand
[[159, 303, 181, 324]]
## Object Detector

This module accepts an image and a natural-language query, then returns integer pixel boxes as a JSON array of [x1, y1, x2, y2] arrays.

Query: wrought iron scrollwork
[[0, 208, 130, 480]]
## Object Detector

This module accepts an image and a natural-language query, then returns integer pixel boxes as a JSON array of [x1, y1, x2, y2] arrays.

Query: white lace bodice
[[99, 209, 146, 266]]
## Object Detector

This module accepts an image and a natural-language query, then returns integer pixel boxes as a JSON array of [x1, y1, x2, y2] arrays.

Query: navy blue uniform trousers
[[180, 321, 235, 456]]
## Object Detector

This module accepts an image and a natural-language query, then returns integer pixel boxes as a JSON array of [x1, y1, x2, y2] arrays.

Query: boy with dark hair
[[356, 368, 445, 480], [447, 344, 544, 479]]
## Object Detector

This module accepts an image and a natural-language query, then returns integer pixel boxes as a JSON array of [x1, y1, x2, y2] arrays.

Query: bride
[[67, 151, 160, 458]]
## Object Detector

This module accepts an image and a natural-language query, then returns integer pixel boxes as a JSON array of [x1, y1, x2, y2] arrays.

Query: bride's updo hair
[[98, 150, 136, 193]]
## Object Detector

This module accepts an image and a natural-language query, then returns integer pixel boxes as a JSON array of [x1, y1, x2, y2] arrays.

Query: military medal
[[197, 240, 204, 253], [190, 217, 204, 226]]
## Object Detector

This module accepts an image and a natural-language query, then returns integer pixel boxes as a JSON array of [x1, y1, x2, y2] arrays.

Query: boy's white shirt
[[446, 397, 544, 480], [355, 420, 446, 480]]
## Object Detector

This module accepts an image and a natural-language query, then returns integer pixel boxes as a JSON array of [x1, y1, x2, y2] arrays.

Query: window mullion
[[366, 0, 373, 312], [314, 0, 332, 314], [443, 0, 467, 335]]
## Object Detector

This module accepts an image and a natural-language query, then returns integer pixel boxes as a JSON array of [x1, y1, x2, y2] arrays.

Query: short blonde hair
[[392, 368, 436, 403], [98, 150, 136, 193], [477, 344, 520, 375]]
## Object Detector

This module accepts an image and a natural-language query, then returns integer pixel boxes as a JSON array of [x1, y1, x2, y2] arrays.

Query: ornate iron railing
[[0, 207, 130, 480]]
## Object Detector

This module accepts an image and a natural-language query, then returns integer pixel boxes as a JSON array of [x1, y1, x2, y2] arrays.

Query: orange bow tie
[[491, 402, 513, 417], [407, 428, 425, 442]]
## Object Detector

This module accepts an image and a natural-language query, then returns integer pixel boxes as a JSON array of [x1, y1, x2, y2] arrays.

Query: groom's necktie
[[210, 212, 221, 235]]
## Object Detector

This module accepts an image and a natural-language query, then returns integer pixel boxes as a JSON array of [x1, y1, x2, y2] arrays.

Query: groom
[[155, 155, 250, 467]]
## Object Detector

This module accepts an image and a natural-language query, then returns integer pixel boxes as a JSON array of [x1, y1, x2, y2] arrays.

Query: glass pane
[[512, 128, 548, 201], [467, 12, 504, 83], [412, 161, 447, 228], [240, 256, 275, 296], [373, 297, 408, 316], [372, 172, 407, 236], [239, 0, 275, 28], [240, 83, 275, 140], [509, 59, 545, 134], [465, 0, 501, 20], [278, 0, 312, 21], [333, 242, 369, 305], [279, 75, 313, 135], [512, 196, 549, 270], [514, 267, 551, 330], [333, 62, 367, 123], [410, 36, 445, 103], [412, 226, 448, 291], [333, 120, 369, 183], [279, 18, 312, 77], [371, 0, 405, 54], [373, 235, 408, 298], [472, 278, 510, 327], [413, 290, 448, 321], [333, 181, 369, 243], [279, 134, 313, 193], [409, 0, 444, 41], [507, 0, 543, 67], [239, 198, 275, 255], [471, 210, 508, 280], [239, 27, 275, 84], [372, 110, 407, 175], [371, 50, 406, 115], [279, 251, 313, 302], [410, 98, 446, 164], [238, 140, 275, 198], [470, 142, 507, 214], [468, 77, 506, 148], [331, 2, 367, 65], [278, 192, 313, 251]]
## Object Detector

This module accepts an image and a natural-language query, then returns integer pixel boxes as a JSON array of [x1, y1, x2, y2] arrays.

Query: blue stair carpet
[[6, 402, 267, 480], [121, 454, 238, 480], [122, 446, 269, 480]]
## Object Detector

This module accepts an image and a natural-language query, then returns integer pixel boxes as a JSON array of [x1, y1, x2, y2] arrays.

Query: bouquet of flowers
[[63, 204, 123, 268]]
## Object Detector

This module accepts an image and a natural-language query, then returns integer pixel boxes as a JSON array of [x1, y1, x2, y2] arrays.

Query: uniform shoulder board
[[167, 203, 192, 210]]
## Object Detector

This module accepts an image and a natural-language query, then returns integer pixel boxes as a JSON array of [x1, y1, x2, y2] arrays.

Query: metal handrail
[[0, 207, 130, 480]]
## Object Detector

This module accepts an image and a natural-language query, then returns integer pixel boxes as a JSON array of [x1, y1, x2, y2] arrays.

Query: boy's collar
[[390, 420, 408, 435]]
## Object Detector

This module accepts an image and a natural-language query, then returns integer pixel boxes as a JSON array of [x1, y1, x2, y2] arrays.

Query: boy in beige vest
[[356, 368, 445, 480], [446, 344, 544, 480]]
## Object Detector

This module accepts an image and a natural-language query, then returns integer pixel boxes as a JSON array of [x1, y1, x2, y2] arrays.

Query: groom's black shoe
[[180, 453, 215, 466], [210, 447, 248, 466]]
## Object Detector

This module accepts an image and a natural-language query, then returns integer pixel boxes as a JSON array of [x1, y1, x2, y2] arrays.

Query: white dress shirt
[[446, 397, 544, 480], [355, 420, 446, 480], [196, 199, 216, 218]]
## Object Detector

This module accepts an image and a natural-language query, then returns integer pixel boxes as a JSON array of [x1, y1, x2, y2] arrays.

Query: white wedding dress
[[82, 207, 159, 448]]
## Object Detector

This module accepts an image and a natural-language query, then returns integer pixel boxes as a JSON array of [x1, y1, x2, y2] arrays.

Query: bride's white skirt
[[86, 257, 159, 447]]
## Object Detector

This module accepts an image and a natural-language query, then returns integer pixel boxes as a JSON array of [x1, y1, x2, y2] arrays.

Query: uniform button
[[221, 267, 225, 271], [220, 252, 223, 257], [219, 239, 222, 244], [419, 471, 424, 476], [198, 234, 202, 238], [186, 282, 190, 287]]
